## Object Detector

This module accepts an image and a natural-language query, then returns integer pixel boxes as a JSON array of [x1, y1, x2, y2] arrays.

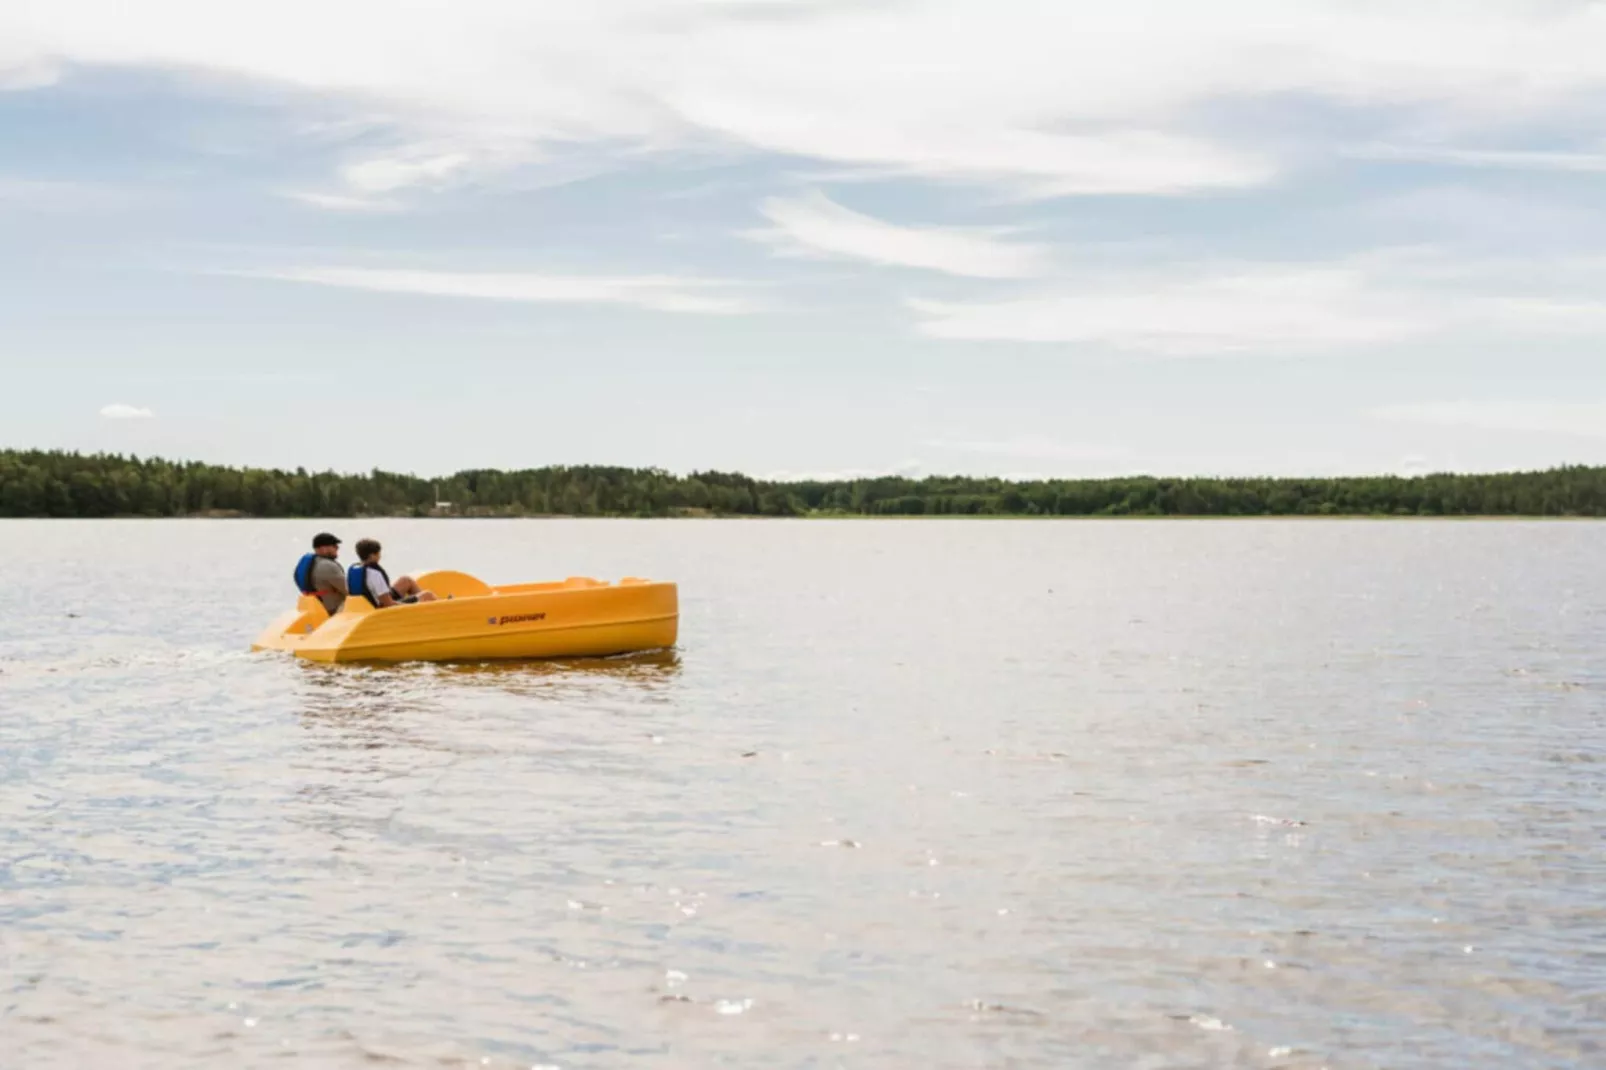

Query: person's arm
[[367, 570, 399, 608], [330, 564, 348, 597]]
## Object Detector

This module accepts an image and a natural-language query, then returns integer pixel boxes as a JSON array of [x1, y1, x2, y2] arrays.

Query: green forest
[[4, 448, 1606, 518]]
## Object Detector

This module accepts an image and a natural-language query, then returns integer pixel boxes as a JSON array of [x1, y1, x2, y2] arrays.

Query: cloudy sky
[[5, 0, 1606, 480]]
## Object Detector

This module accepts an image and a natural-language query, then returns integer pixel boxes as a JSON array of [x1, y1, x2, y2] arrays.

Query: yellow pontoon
[[252, 570, 678, 663]]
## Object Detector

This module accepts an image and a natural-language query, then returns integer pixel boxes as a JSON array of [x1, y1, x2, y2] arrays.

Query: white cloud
[[687, 103, 1271, 196], [1367, 401, 1606, 440], [340, 151, 472, 194], [1348, 144, 1606, 174], [751, 190, 1049, 278], [280, 191, 404, 212], [100, 403, 154, 419], [909, 262, 1427, 354], [247, 266, 757, 314], [1485, 298, 1606, 335], [9, 1, 1606, 198], [0, 44, 55, 90], [907, 249, 1606, 354]]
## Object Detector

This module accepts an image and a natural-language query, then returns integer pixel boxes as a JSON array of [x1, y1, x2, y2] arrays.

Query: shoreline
[[9, 449, 1606, 521]]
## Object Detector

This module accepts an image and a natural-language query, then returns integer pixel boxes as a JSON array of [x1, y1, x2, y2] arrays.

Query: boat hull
[[253, 574, 678, 664]]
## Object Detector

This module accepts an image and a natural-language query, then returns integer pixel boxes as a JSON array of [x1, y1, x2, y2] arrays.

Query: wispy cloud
[[907, 249, 1606, 355], [280, 191, 405, 213], [1349, 144, 1606, 174], [908, 263, 1425, 354], [340, 151, 472, 194], [1367, 401, 1606, 440], [685, 106, 1272, 196], [750, 190, 1049, 278], [246, 266, 758, 315], [12, 1, 1606, 199], [1485, 298, 1606, 335], [0, 49, 54, 90], [100, 403, 154, 419]]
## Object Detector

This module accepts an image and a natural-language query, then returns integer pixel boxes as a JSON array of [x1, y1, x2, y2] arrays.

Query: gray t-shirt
[[309, 556, 349, 615]]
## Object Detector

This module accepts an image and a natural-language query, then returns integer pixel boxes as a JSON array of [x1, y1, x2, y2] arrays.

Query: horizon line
[[2, 445, 1601, 486]]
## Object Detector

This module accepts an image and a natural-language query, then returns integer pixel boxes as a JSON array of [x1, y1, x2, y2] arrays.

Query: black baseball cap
[[312, 532, 341, 548]]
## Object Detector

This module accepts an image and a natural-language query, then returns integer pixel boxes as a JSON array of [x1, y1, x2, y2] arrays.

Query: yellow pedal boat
[[252, 570, 678, 664]]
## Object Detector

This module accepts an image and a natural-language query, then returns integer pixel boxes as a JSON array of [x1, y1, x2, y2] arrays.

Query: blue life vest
[[294, 552, 323, 595], [349, 562, 394, 606]]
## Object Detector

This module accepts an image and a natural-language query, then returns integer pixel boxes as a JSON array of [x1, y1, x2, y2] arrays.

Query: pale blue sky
[[5, 0, 1606, 479]]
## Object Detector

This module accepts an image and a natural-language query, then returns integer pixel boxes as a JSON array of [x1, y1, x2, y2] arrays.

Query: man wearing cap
[[293, 532, 350, 616]]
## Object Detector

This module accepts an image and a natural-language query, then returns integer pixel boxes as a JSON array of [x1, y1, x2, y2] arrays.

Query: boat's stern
[[292, 595, 374, 663], [249, 595, 331, 653]]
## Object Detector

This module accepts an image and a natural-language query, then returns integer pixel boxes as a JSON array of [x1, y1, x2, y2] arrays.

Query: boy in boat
[[293, 532, 349, 615], [349, 538, 437, 608]]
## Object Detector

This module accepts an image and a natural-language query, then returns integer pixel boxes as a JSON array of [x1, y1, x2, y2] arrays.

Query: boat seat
[[297, 593, 330, 616], [411, 569, 493, 599], [340, 595, 374, 616]]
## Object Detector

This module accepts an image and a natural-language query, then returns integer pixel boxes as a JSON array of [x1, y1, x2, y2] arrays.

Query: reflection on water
[[296, 648, 682, 697], [2, 518, 1605, 1069], [287, 650, 687, 801], [420, 648, 683, 692]]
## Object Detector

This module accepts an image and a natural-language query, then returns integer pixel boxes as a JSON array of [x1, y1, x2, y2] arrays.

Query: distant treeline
[[4, 448, 1606, 518]]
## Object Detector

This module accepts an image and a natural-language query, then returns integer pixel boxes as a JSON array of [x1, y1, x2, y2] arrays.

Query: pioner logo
[[494, 612, 547, 626]]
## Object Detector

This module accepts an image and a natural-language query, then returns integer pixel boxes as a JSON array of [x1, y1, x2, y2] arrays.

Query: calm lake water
[[2, 518, 1604, 1068]]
